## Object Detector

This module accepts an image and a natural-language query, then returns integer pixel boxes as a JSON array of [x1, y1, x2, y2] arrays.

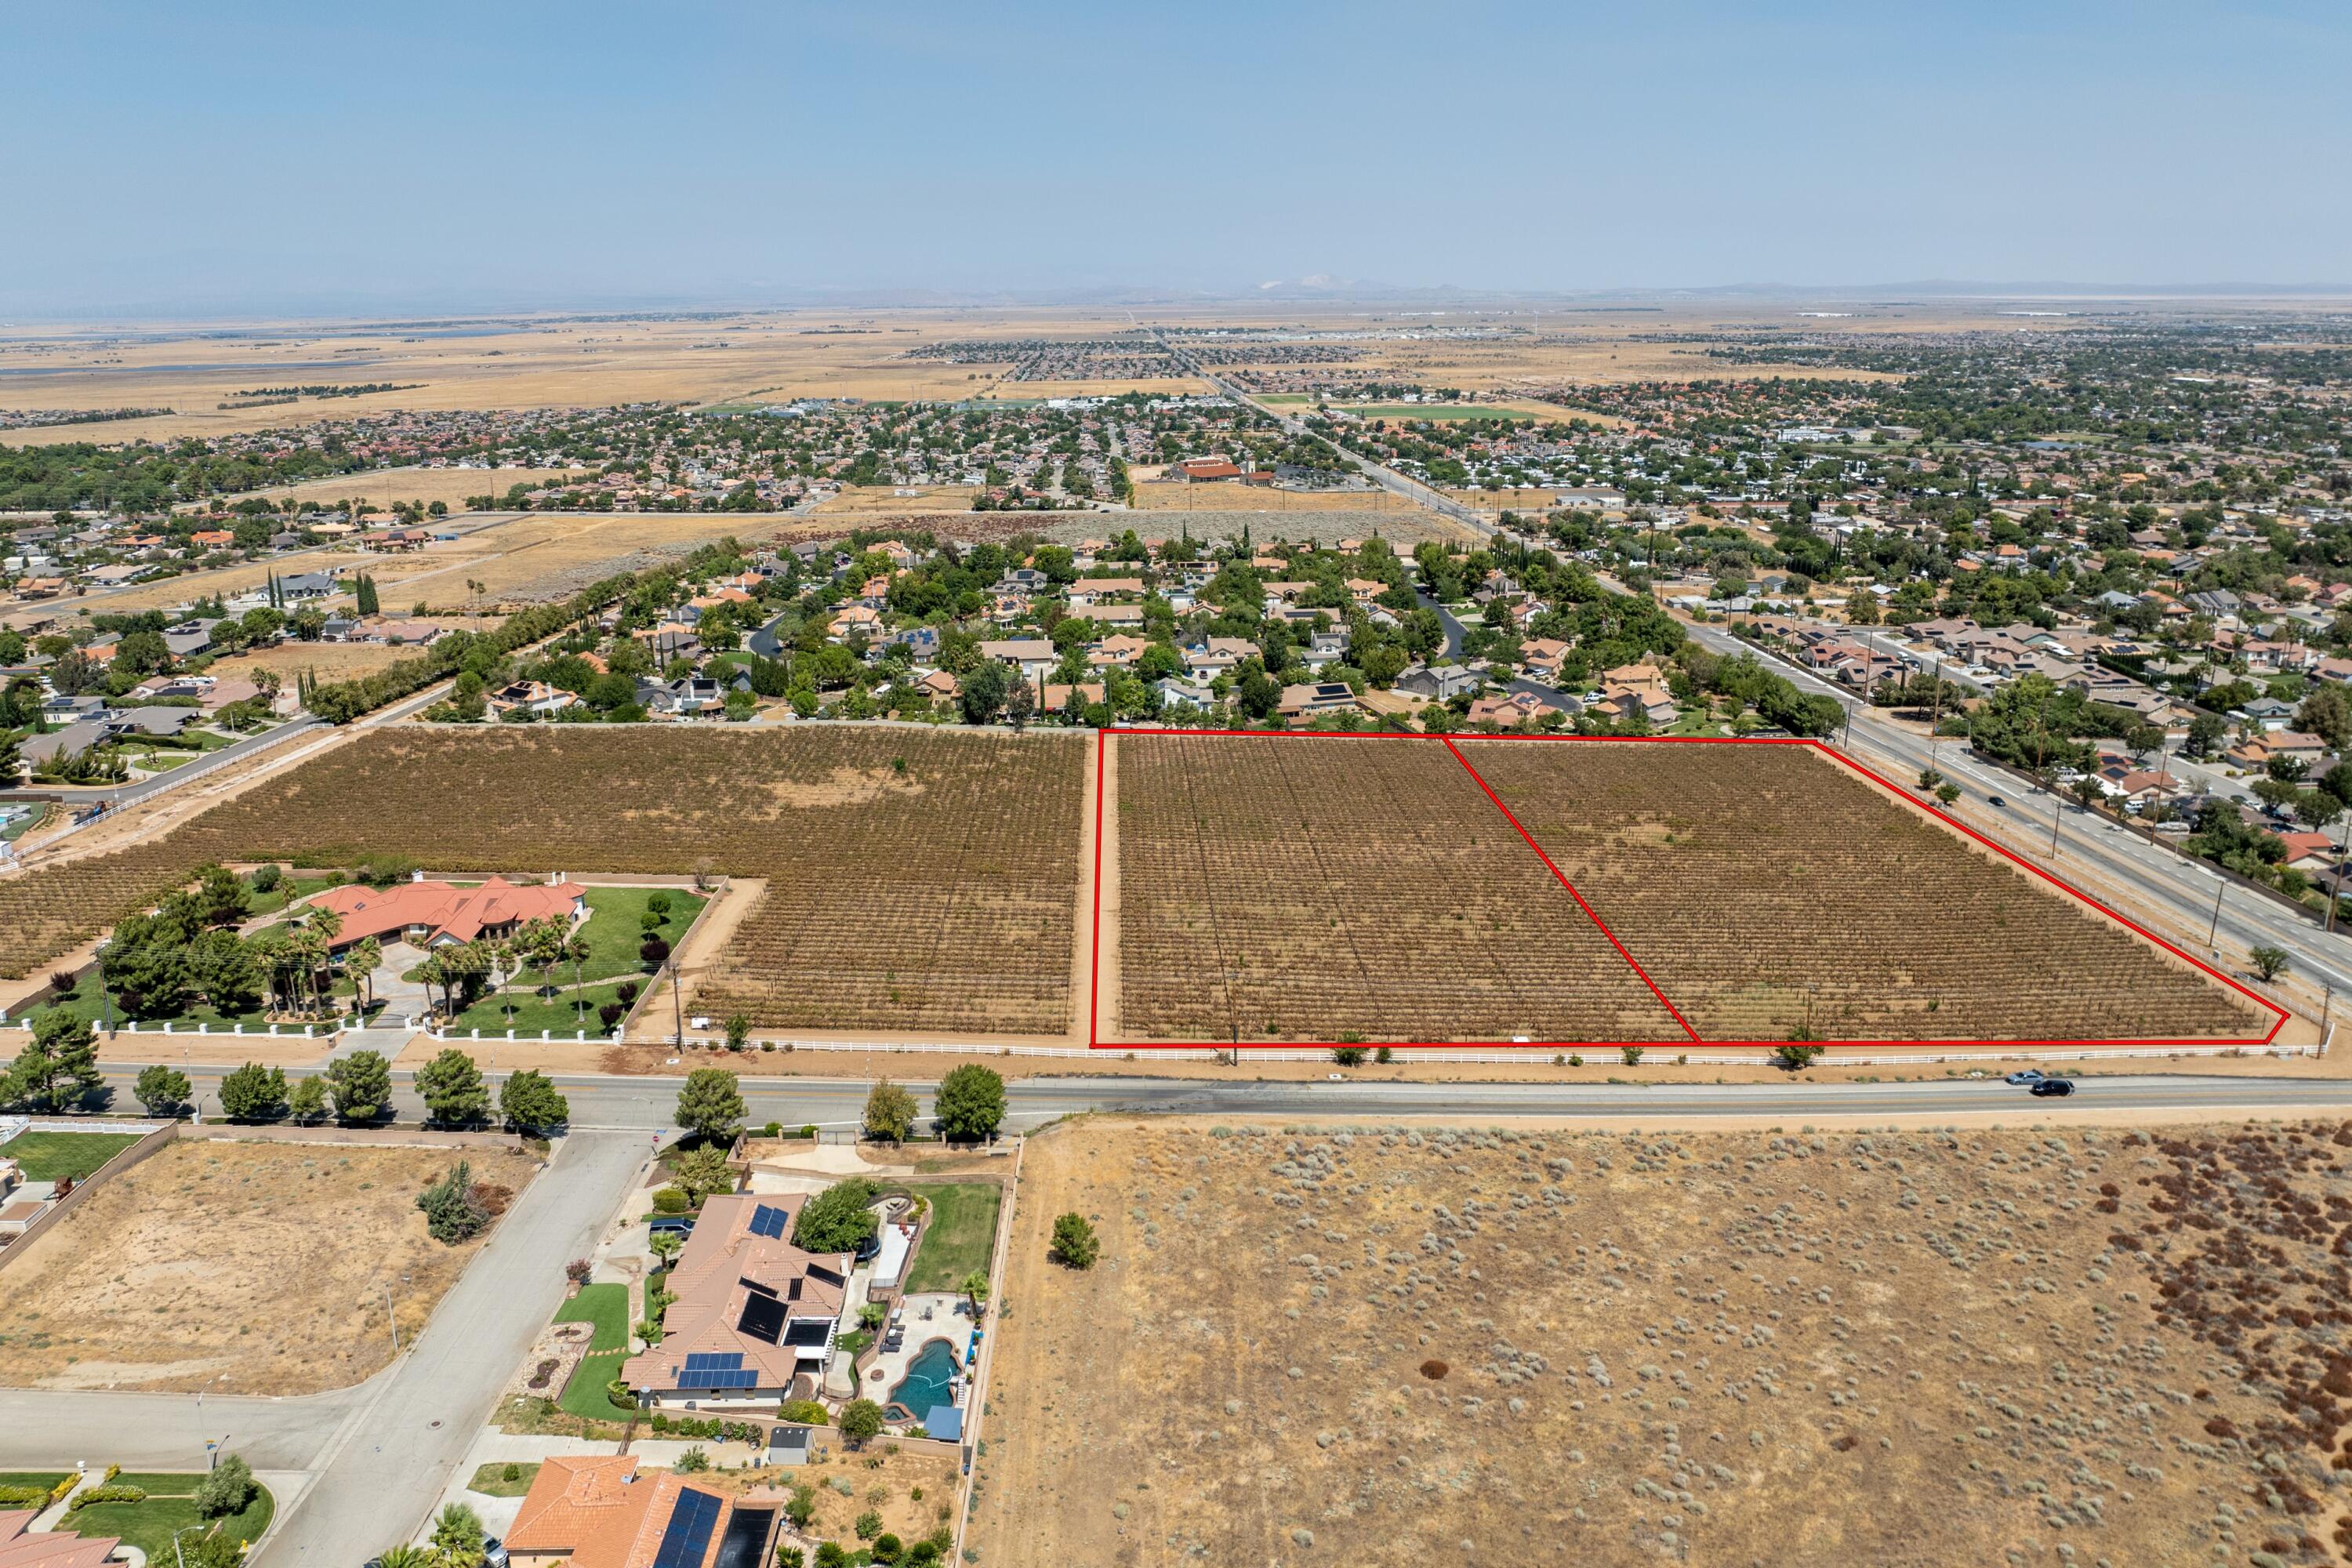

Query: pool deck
[[859, 1292, 976, 1420]]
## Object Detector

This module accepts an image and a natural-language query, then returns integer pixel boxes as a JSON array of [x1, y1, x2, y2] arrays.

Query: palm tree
[[962, 1270, 989, 1320], [492, 939, 517, 1027], [350, 936, 383, 1015], [415, 952, 449, 1022], [566, 934, 593, 1025], [371, 1548, 432, 1568]]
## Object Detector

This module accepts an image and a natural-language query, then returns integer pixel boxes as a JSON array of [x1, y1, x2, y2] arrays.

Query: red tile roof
[[304, 876, 586, 949]]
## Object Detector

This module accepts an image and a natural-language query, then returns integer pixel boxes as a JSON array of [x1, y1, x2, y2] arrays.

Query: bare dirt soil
[[977, 1116, 2352, 1567], [0, 1138, 539, 1394]]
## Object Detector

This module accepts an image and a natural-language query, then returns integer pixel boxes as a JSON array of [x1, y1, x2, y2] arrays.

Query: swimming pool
[[885, 1338, 959, 1421]]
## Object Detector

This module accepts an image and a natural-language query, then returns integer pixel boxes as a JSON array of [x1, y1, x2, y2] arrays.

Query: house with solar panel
[[504, 1454, 779, 1568], [619, 1192, 852, 1410]]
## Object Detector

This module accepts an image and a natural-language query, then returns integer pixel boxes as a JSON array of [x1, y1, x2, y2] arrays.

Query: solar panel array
[[738, 1292, 787, 1345], [678, 1351, 757, 1390], [652, 1487, 723, 1568], [747, 1204, 789, 1240]]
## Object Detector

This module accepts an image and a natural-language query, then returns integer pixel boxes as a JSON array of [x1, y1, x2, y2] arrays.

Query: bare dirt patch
[[977, 1116, 2352, 1566], [0, 1138, 539, 1394]]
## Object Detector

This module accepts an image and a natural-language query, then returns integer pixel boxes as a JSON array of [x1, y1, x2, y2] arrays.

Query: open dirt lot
[[0, 1137, 539, 1394], [205, 625, 503, 684], [978, 1116, 2352, 1567]]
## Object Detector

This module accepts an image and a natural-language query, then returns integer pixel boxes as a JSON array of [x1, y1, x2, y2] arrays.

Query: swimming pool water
[[887, 1337, 959, 1417]]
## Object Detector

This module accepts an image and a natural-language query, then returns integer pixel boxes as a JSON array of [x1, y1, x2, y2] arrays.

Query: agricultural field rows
[[0, 728, 1085, 1035], [1113, 733, 1679, 1043], [1460, 739, 2269, 1042]]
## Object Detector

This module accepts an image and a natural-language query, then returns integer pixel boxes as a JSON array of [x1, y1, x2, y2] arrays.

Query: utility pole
[[2048, 775, 2063, 858], [2209, 874, 2227, 948], [670, 952, 686, 1048], [384, 1282, 398, 1354], [96, 941, 115, 1038]]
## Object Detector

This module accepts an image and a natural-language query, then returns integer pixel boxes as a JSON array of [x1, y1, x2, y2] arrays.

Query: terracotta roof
[[0, 1511, 122, 1568], [620, 1193, 851, 1396], [507, 1457, 741, 1568], [304, 877, 585, 949]]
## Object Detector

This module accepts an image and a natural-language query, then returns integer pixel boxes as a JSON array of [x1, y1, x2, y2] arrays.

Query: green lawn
[[903, 1182, 1003, 1294], [466, 1461, 542, 1497], [0, 1130, 144, 1181], [556, 1282, 629, 1351], [0, 1471, 67, 1490], [67, 1483, 273, 1555], [0, 803, 51, 843], [107, 1472, 203, 1494], [245, 873, 340, 916], [450, 978, 630, 1038], [568, 886, 706, 984], [558, 1349, 633, 1421]]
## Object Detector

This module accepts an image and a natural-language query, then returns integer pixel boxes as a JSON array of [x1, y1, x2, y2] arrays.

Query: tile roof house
[[506, 1455, 773, 1568], [0, 1511, 120, 1568], [304, 877, 587, 952], [620, 1193, 852, 1408]]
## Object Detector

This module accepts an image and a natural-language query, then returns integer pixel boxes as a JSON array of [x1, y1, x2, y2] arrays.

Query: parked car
[[2003, 1069, 2045, 1086], [484, 1542, 509, 1568], [2029, 1078, 2076, 1098]]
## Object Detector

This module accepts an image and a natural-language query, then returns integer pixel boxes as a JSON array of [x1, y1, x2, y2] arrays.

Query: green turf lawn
[[245, 873, 339, 916], [566, 886, 706, 984], [903, 1182, 1003, 1294], [28, 989, 270, 1034], [0, 1471, 67, 1490], [557, 1349, 633, 1421], [67, 1483, 273, 1554], [105, 1472, 201, 1494], [450, 979, 629, 1038], [466, 1461, 542, 1497], [0, 1130, 144, 1181], [556, 1282, 629, 1350]]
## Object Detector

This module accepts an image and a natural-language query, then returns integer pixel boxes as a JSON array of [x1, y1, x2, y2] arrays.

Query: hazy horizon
[[9, 0, 2350, 320]]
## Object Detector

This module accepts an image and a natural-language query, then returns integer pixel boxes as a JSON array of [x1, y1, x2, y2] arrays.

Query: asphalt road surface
[[89, 1062, 2352, 1132]]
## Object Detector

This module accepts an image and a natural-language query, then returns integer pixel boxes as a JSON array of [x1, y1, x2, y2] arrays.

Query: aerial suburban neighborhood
[[5, 5, 2352, 1566]]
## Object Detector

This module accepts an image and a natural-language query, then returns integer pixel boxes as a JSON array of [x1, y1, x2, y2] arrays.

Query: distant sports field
[[1102, 731, 2278, 1046]]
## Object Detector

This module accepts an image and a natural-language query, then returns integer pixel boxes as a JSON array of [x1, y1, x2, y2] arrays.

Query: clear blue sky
[[9, 0, 2348, 317]]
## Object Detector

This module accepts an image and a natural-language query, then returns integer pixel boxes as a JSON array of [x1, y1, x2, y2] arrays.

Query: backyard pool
[[885, 1337, 959, 1420]]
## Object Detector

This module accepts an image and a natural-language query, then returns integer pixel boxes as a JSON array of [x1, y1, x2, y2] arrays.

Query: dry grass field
[[811, 485, 978, 515], [1460, 739, 2268, 1042], [0, 727, 1087, 1035], [202, 623, 504, 684], [1127, 481, 1416, 514], [3, 512, 787, 628], [179, 465, 583, 511], [0, 1137, 539, 1394], [0, 301, 2096, 457], [1112, 733, 1679, 1044], [977, 1116, 2352, 1568], [1108, 735, 2267, 1044]]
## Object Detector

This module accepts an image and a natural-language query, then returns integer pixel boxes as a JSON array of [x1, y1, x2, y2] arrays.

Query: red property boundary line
[[1085, 727, 2292, 1051]]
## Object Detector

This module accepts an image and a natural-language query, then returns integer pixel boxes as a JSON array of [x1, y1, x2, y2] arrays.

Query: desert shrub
[[651, 1186, 691, 1214], [779, 1399, 829, 1425], [1051, 1211, 1099, 1269], [194, 1454, 256, 1518]]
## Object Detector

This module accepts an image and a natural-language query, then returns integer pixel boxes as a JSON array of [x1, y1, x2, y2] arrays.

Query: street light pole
[[96, 941, 115, 1038], [2209, 874, 2227, 947]]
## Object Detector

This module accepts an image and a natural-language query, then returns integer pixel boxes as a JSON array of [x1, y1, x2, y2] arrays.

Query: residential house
[[977, 638, 1055, 686], [1167, 456, 1243, 483], [621, 1192, 851, 1409], [1278, 681, 1363, 719], [2225, 730, 2328, 771], [1181, 637, 1257, 678], [1156, 676, 1215, 710], [276, 571, 342, 601], [1468, 690, 1573, 728], [1396, 662, 1478, 702], [303, 876, 588, 952], [1041, 681, 1105, 713], [489, 681, 581, 718], [503, 1455, 772, 1568]]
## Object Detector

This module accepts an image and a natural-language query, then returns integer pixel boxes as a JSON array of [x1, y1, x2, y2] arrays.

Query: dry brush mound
[[979, 1118, 2352, 1567]]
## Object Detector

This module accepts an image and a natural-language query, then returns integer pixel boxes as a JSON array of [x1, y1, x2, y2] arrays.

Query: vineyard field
[[1455, 737, 2272, 1042], [0, 728, 1086, 1035], [1111, 732, 1683, 1043], [1104, 732, 2274, 1046]]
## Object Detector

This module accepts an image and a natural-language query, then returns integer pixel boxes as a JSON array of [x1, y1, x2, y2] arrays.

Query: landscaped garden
[[553, 1282, 633, 1421], [62, 1464, 274, 1556]]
